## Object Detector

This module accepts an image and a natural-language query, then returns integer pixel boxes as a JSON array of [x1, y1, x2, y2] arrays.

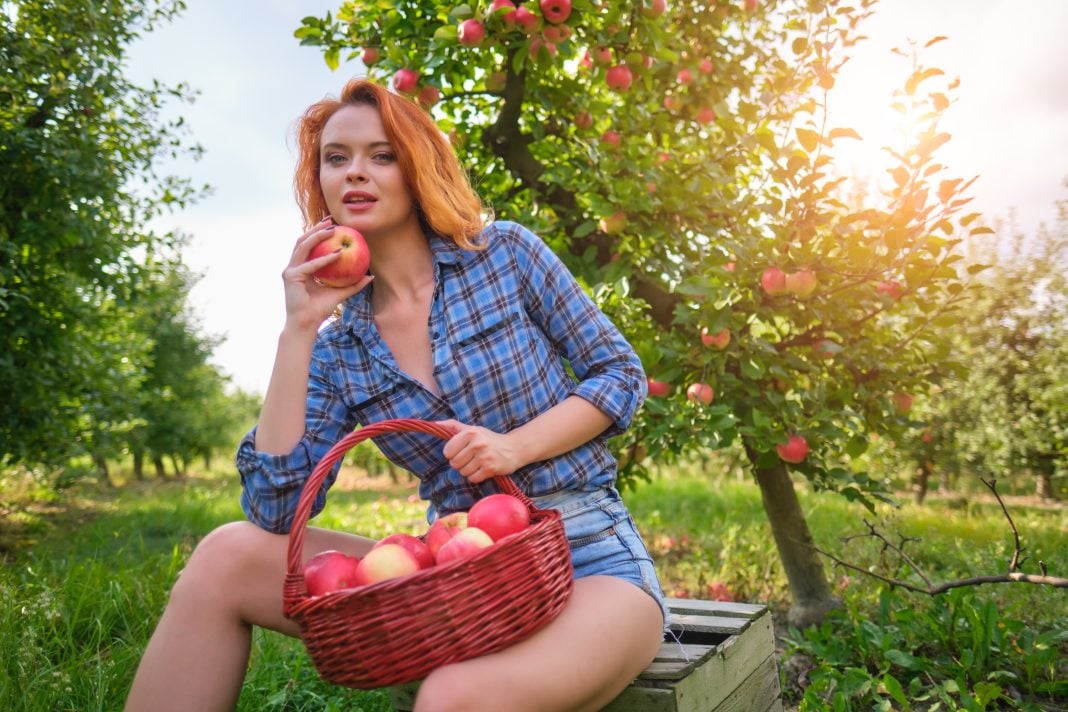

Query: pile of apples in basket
[[304, 493, 530, 596]]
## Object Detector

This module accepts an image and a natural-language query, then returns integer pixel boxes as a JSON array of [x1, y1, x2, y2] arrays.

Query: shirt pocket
[[451, 309, 548, 425], [344, 376, 405, 425]]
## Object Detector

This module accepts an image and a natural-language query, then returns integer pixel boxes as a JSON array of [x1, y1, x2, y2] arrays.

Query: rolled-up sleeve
[[236, 334, 358, 533], [511, 223, 647, 437]]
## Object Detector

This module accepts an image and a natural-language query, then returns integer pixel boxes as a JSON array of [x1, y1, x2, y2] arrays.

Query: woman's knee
[[413, 666, 489, 712], [171, 521, 277, 602]]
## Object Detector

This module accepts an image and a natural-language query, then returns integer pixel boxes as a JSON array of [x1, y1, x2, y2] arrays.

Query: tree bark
[[744, 442, 839, 627], [132, 450, 144, 481], [153, 454, 166, 479], [913, 461, 931, 504], [92, 454, 113, 488]]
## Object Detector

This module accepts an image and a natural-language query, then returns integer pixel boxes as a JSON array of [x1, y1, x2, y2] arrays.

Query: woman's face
[[318, 103, 418, 240]]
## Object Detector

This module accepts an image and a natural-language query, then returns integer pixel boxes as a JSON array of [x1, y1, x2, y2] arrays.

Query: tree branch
[[815, 479, 1068, 594]]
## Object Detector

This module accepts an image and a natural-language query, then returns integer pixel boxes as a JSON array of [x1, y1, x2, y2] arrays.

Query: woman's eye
[[324, 153, 346, 165], [373, 152, 396, 163]]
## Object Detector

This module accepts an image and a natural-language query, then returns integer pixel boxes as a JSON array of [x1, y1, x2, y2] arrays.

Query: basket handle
[[285, 418, 532, 581]]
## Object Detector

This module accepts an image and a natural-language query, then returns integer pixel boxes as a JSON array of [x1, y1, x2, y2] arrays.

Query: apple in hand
[[435, 526, 495, 565], [425, 512, 468, 559], [468, 494, 530, 541], [303, 550, 362, 596], [308, 226, 370, 288], [776, 434, 809, 463], [353, 543, 421, 585], [373, 533, 434, 570], [686, 382, 714, 405]]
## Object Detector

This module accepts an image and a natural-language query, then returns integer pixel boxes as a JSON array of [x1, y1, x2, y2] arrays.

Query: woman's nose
[[345, 160, 368, 182]]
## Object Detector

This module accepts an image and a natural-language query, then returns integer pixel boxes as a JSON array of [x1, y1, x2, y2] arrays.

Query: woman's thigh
[[180, 521, 375, 636], [414, 575, 664, 712]]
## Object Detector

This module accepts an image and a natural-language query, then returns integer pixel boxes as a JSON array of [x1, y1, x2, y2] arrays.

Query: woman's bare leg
[[413, 575, 664, 712], [124, 521, 374, 712]]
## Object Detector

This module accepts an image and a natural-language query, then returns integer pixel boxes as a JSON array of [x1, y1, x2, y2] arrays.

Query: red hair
[[293, 78, 487, 249]]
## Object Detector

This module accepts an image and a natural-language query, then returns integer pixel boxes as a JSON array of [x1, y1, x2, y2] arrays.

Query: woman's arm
[[254, 219, 370, 454], [439, 396, 611, 483]]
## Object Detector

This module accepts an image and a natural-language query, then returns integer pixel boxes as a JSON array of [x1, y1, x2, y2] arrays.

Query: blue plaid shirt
[[236, 221, 647, 533]]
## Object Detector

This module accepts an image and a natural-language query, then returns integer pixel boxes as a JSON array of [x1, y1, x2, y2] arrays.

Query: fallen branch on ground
[[814, 477, 1068, 593]]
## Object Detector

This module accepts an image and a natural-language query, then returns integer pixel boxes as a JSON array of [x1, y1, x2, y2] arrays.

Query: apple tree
[[300, 0, 988, 625], [0, 0, 207, 471]]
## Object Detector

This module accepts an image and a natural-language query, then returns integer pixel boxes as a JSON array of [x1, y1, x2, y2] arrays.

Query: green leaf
[[882, 673, 910, 709]]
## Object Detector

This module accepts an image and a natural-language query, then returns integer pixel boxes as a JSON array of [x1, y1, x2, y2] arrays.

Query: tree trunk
[[132, 450, 144, 481], [92, 454, 113, 488], [744, 443, 839, 628], [1036, 470, 1055, 501], [153, 454, 166, 479], [913, 461, 931, 504]]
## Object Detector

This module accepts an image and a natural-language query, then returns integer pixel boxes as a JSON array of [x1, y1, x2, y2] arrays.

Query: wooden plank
[[668, 612, 752, 636], [594, 685, 680, 712], [661, 609, 776, 711], [665, 597, 767, 619], [710, 654, 782, 712]]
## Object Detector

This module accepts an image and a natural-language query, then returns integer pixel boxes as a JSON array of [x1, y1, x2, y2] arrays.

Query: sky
[[127, 1, 1068, 396]]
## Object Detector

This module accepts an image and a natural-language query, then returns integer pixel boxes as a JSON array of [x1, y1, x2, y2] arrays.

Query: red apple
[[514, 6, 538, 33], [696, 107, 717, 124], [593, 46, 613, 64], [303, 550, 362, 596], [458, 18, 486, 46], [575, 111, 594, 130], [647, 378, 671, 397], [598, 210, 627, 234], [701, 327, 730, 350], [760, 267, 788, 295], [425, 512, 468, 558], [921, 427, 933, 443], [686, 382, 714, 405], [663, 95, 681, 111], [392, 68, 419, 94], [353, 543, 421, 585], [744, 0, 759, 11], [373, 533, 434, 570], [892, 393, 914, 414], [361, 47, 380, 66], [486, 71, 507, 92], [539, 0, 572, 24], [811, 339, 841, 359], [435, 526, 495, 565], [785, 269, 818, 297], [468, 493, 531, 541], [643, 0, 667, 18], [417, 85, 441, 107], [490, 0, 517, 26], [308, 226, 371, 288], [724, 261, 736, 272], [605, 64, 633, 91], [600, 130, 621, 147], [776, 434, 809, 463], [876, 280, 906, 299], [699, 58, 713, 73], [677, 68, 694, 85]]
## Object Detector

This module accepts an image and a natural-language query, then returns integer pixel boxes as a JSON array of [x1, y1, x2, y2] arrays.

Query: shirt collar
[[340, 231, 478, 336]]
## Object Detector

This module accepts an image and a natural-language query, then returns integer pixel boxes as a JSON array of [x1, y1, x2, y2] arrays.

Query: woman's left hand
[[437, 420, 524, 483]]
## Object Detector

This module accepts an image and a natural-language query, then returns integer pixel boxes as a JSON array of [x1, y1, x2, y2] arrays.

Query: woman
[[125, 77, 666, 712]]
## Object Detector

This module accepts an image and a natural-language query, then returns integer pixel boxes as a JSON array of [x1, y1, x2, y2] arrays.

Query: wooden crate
[[390, 598, 782, 712]]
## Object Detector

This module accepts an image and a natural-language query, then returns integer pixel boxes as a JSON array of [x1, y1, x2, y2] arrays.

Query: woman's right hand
[[282, 217, 372, 333]]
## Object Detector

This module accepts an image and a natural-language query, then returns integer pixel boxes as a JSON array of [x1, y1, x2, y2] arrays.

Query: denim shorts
[[531, 486, 671, 631]]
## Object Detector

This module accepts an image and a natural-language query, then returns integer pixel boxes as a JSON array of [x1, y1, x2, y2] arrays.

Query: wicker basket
[[282, 418, 575, 689]]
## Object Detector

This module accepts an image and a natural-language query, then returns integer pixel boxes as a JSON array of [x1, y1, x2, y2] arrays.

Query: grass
[[1, 463, 1065, 711]]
